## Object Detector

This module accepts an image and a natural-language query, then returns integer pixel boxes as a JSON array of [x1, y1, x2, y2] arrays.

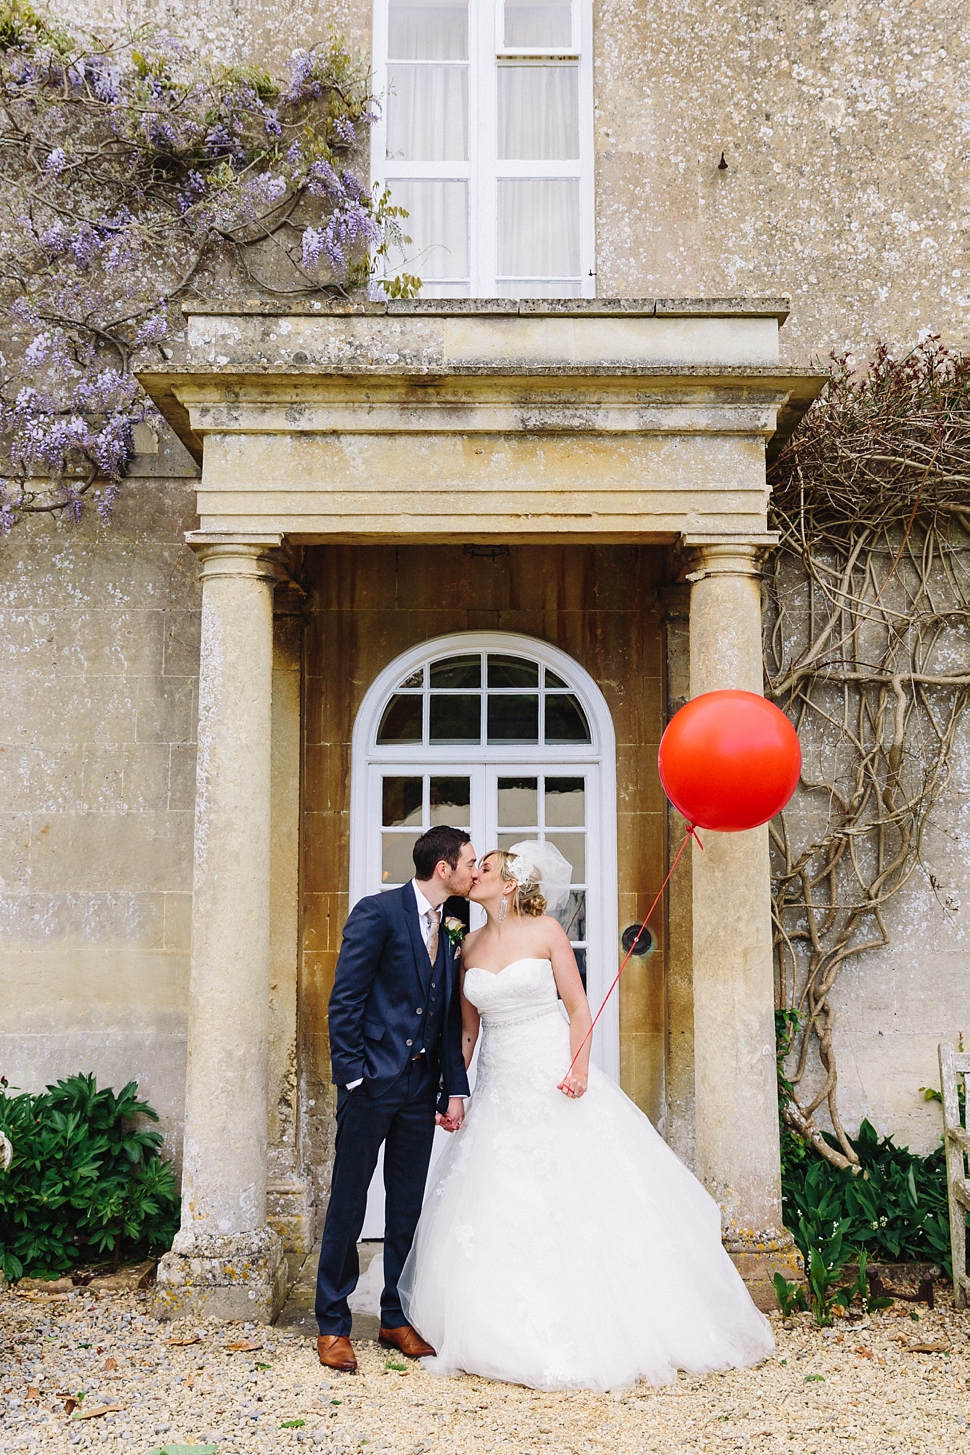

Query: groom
[[315, 825, 477, 1372]]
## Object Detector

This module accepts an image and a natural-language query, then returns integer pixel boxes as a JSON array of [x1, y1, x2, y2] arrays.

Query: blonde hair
[[489, 849, 547, 918]]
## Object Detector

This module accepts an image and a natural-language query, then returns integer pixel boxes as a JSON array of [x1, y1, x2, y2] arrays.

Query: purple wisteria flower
[[0, 22, 399, 532]]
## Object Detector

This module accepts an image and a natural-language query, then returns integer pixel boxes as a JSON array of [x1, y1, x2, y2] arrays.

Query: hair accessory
[[506, 840, 572, 914]]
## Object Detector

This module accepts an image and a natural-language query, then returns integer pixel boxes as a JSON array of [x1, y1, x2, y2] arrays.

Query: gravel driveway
[[1, 1280, 968, 1453]]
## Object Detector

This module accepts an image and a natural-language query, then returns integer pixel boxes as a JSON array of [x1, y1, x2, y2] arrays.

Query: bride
[[398, 842, 775, 1391]]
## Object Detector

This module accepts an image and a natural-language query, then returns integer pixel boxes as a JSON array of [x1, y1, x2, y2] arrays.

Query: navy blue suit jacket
[[328, 882, 471, 1114]]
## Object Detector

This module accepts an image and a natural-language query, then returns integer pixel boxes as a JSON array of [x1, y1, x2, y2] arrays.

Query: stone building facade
[[1, 0, 968, 1317]]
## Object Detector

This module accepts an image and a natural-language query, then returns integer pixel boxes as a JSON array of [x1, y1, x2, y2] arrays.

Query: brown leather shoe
[[317, 1335, 357, 1372], [378, 1323, 436, 1358]]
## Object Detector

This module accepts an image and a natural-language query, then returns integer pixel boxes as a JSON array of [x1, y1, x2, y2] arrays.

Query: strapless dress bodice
[[463, 958, 560, 1025]]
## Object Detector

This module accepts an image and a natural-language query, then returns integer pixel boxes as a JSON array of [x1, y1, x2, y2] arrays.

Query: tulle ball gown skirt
[[399, 960, 775, 1392]]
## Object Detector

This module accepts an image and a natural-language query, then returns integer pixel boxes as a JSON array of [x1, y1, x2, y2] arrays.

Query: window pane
[[496, 279, 582, 298], [387, 65, 468, 161], [383, 832, 419, 884], [487, 694, 539, 743], [556, 889, 586, 941], [498, 65, 579, 160], [545, 667, 568, 688], [572, 945, 587, 989], [430, 654, 481, 688], [504, 0, 572, 47], [389, 0, 468, 59], [430, 694, 480, 742], [487, 654, 538, 688], [382, 776, 423, 826], [497, 178, 579, 280], [497, 776, 538, 827], [398, 667, 424, 688], [546, 831, 585, 881], [387, 180, 468, 279], [378, 694, 423, 743], [430, 776, 471, 826], [545, 776, 585, 825], [545, 692, 591, 743]]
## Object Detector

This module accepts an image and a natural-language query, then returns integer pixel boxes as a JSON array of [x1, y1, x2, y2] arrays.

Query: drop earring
[[498, 896, 508, 923]]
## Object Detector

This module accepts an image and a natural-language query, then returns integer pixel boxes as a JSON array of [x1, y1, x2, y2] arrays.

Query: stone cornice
[[180, 296, 793, 321]]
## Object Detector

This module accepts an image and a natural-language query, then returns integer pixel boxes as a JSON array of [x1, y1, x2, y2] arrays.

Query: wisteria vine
[[0, 0, 412, 531]]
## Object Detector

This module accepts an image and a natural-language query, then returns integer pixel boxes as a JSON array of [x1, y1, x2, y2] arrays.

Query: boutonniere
[[443, 916, 467, 950]]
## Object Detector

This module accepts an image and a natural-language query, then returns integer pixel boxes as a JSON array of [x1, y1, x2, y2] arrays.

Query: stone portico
[[142, 299, 822, 1319]]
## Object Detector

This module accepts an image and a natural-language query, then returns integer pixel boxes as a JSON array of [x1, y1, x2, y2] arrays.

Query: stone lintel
[[154, 1228, 286, 1323]]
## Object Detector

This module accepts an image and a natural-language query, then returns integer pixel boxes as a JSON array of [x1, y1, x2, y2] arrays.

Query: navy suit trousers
[[314, 1056, 437, 1335]]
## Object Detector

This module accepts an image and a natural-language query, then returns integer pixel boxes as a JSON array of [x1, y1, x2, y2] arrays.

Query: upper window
[[376, 651, 592, 746], [373, 0, 594, 297]]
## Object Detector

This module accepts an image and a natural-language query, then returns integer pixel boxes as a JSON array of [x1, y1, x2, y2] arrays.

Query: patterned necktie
[[425, 906, 440, 963]]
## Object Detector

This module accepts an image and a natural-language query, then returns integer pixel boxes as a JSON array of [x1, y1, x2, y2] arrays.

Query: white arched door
[[349, 633, 618, 1236]]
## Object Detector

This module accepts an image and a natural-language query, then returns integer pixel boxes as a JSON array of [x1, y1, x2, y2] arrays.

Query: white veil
[[506, 840, 572, 914]]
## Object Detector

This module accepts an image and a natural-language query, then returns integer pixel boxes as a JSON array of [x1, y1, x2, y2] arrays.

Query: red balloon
[[658, 690, 801, 832]]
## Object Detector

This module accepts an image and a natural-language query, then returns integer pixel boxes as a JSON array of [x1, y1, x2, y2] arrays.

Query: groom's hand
[[435, 1096, 466, 1132]]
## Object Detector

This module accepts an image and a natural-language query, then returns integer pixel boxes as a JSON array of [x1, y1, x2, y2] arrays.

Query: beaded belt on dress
[[482, 1004, 563, 1030]]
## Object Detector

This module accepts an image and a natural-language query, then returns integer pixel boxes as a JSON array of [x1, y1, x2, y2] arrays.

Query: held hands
[[557, 1071, 588, 1099], [435, 1096, 466, 1132]]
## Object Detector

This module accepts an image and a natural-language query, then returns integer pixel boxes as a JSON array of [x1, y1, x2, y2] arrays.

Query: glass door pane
[[487, 767, 588, 983]]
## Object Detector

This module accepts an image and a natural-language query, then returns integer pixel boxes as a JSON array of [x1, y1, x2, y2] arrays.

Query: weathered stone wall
[[0, 466, 199, 1157], [67, 0, 970, 367]]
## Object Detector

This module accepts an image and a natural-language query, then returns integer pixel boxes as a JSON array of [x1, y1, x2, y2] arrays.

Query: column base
[[726, 1229, 804, 1314], [267, 1177, 315, 1257], [154, 1228, 286, 1323]]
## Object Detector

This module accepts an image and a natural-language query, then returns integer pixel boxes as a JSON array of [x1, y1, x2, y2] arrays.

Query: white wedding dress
[[399, 958, 774, 1391]]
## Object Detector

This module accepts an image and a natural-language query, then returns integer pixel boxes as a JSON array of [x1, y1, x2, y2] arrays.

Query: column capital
[[186, 531, 284, 585], [680, 532, 779, 582]]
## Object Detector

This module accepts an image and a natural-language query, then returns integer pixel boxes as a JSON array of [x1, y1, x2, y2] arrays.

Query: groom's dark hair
[[413, 825, 471, 880]]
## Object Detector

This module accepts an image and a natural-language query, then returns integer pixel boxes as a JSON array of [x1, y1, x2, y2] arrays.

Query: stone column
[[681, 534, 801, 1307], [155, 532, 287, 1322]]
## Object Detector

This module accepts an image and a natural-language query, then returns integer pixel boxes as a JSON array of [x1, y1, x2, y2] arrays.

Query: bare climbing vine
[[765, 341, 970, 1170]]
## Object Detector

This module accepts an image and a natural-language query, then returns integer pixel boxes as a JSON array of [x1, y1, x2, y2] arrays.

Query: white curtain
[[498, 64, 578, 159], [504, 0, 572, 48], [387, 65, 468, 160], [389, 0, 468, 60], [388, 179, 469, 281], [497, 178, 579, 280]]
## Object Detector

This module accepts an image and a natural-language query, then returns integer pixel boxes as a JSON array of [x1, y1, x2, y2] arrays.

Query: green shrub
[[0, 1073, 180, 1281], [781, 1118, 953, 1279]]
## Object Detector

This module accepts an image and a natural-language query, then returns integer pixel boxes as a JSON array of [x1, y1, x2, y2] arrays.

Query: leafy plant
[[772, 1272, 807, 1317], [782, 1118, 952, 1279], [0, 1072, 179, 1281]]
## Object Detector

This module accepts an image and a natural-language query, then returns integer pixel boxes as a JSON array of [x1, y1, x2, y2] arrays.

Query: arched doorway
[[350, 632, 618, 1236], [350, 631, 619, 1077]]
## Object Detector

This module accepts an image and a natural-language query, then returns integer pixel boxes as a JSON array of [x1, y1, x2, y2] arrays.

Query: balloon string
[[560, 824, 704, 1087]]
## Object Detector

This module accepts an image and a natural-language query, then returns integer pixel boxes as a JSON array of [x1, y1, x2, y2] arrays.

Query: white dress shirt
[[345, 880, 440, 1090]]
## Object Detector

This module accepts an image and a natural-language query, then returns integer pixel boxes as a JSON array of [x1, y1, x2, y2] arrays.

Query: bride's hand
[[558, 1072, 587, 1099]]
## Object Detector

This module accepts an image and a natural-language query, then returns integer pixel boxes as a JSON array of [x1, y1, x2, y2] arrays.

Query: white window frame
[[350, 630, 619, 1078], [372, 0, 595, 298]]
